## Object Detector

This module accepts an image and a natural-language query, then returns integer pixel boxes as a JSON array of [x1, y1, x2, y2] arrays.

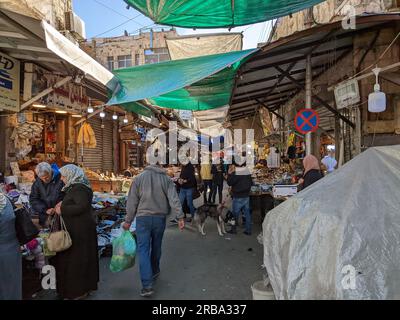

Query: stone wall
[[0, 0, 72, 30], [87, 29, 177, 68], [273, 0, 397, 41]]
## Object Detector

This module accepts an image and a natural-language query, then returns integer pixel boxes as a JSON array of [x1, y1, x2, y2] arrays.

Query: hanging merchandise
[[287, 132, 296, 147], [77, 122, 97, 148], [10, 121, 44, 159], [368, 67, 386, 113]]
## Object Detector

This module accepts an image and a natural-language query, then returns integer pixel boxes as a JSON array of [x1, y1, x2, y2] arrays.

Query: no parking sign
[[294, 109, 320, 134]]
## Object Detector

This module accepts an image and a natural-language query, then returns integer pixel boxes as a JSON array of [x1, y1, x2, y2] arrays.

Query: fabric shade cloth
[[166, 33, 242, 60], [107, 49, 258, 111], [124, 0, 325, 28]]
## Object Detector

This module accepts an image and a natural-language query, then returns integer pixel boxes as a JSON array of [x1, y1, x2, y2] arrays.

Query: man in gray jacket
[[122, 164, 185, 297]]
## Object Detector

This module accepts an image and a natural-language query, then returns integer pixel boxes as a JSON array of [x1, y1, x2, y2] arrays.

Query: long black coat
[[29, 173, 64, 226], [51, 183, 99, 299], [301, 169, 323, 190]]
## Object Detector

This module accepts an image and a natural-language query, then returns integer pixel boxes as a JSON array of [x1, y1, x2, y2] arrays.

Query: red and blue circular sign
[[294, 109, 320, 134]]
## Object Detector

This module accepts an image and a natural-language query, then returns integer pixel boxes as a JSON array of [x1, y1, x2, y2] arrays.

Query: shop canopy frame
[[0, 9, 157, 119], [0, 9, 111, 106], [229, 14, 400, 131], [123, 0, 325, 29]]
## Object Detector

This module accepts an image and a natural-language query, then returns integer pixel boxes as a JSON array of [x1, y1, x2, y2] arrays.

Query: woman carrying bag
[[51, 165, 99, 300]]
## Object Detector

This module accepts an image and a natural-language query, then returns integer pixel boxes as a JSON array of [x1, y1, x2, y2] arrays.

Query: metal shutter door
[[81, 118, 103, 171], [102, 119, 114, 172]]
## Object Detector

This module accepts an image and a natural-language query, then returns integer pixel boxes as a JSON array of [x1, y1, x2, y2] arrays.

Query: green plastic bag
[[110, 231, 136, 273]]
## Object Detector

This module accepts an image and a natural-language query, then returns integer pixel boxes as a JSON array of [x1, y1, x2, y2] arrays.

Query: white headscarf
[[59, 164, 91, 192], [0, 192, 7, 214]]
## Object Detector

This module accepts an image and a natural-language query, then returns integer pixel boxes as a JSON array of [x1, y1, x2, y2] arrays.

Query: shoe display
[[140, 288, 154, 297]]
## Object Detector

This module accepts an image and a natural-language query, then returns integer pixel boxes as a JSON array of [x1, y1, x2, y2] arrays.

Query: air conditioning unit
[[59, 30, 79, 46], [334, 79, 360, 109], [65, 11, 86, 41]]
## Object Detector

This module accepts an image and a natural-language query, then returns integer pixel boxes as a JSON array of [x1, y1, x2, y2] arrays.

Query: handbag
[[46, 215, 72, 253], [14, 205, 39, 245]]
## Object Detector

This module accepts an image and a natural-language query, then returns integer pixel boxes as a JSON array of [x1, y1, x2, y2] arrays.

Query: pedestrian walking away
[[123, 164, 185, 297]]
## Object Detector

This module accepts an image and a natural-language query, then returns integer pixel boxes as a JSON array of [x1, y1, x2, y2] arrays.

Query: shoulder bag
[[46, 215, 72, 252]]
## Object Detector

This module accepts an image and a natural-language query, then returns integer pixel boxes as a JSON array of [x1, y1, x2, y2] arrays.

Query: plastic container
[[251, 280, 275, 300]]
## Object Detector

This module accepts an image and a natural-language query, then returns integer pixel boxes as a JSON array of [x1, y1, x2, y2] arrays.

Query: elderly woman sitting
[[29, 162, 64, 228]]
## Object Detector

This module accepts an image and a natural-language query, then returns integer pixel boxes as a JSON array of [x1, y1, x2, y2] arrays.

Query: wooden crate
[[111, 180, 123, 193], [89, 179, 112, 193]]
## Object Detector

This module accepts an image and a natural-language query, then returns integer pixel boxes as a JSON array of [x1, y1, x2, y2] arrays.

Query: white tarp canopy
[[193, 105, 230, 137], [41, 21, 115, 88], [166, 33, 242, 60], [263, 145, 400, 299]]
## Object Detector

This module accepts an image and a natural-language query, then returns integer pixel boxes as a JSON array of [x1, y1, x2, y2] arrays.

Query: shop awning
[[41, 21, 117, 89], [107, 49, 258, 111], [124, 0, 325, 28]]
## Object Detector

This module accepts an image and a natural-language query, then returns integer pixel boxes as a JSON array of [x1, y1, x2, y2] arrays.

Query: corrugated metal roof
[[229, 14, 400, 123]]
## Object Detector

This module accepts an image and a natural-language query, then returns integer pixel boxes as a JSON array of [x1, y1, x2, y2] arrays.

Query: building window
[[118, 55, 132, 69], [144, 48, 170, 64], [135, 53, 140, 66], [107, 56, 114, 71]]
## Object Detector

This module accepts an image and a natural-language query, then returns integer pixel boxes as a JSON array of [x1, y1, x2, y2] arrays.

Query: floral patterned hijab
[[59, 164, 91, 192]]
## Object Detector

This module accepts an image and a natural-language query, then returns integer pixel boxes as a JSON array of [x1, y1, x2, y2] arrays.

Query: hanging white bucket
[[251, 280, 275, 300]]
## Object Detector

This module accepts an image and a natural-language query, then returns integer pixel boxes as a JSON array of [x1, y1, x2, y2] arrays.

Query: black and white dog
[[194, 195, 233, 236]]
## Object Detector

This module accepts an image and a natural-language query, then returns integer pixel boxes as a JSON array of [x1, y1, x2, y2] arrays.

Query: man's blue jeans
[[136, 216, 166, 289], [179, 188, 196, 217], [232, 197, 252, 234]]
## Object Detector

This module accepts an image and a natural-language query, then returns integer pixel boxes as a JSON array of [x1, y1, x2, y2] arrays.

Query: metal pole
[[305, 54, 312, 156]]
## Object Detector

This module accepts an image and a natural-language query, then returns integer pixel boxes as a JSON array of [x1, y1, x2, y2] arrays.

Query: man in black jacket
[[178, 162, 197, 222], [227, 162, 253, 235], [29, 162, 64, 228]]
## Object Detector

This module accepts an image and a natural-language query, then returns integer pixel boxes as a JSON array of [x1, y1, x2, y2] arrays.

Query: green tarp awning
[[107, 49, 257, 111], [124, 0, 325, 28]]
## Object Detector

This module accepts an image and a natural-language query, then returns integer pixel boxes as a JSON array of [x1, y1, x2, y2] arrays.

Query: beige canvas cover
[[166, 33, 243, 60]]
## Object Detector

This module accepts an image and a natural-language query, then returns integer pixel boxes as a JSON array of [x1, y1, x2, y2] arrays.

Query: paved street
[[90, 217, 264, 300]]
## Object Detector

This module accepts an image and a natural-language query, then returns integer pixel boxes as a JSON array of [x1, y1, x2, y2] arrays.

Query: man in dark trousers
[[211, 158, 225, 204], [123, 163, 185, 297], [227, 162, 253, 235]]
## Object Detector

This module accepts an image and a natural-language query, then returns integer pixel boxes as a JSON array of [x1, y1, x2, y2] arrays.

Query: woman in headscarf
[[52, 164, 98, 300], [0, 192, 22, 300], [299, 155, 324, 190]]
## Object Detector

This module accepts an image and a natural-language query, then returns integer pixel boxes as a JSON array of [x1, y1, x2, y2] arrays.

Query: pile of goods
[[10, 122, 44, 158]]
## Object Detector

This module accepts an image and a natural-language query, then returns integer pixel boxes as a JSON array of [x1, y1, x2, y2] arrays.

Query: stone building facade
[[0, 0, 73, 30], [85, 28, 178, 70]]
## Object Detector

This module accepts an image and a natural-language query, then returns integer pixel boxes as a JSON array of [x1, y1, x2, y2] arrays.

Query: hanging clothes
[[77, 122, 97, 149]]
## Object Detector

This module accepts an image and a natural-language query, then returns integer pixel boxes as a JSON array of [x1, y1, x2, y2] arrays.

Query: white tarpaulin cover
[[41, 21, 115, 88], [194, 105, 230, 137], [166, 33, 242, 60], [263, 145, 400, 299]]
